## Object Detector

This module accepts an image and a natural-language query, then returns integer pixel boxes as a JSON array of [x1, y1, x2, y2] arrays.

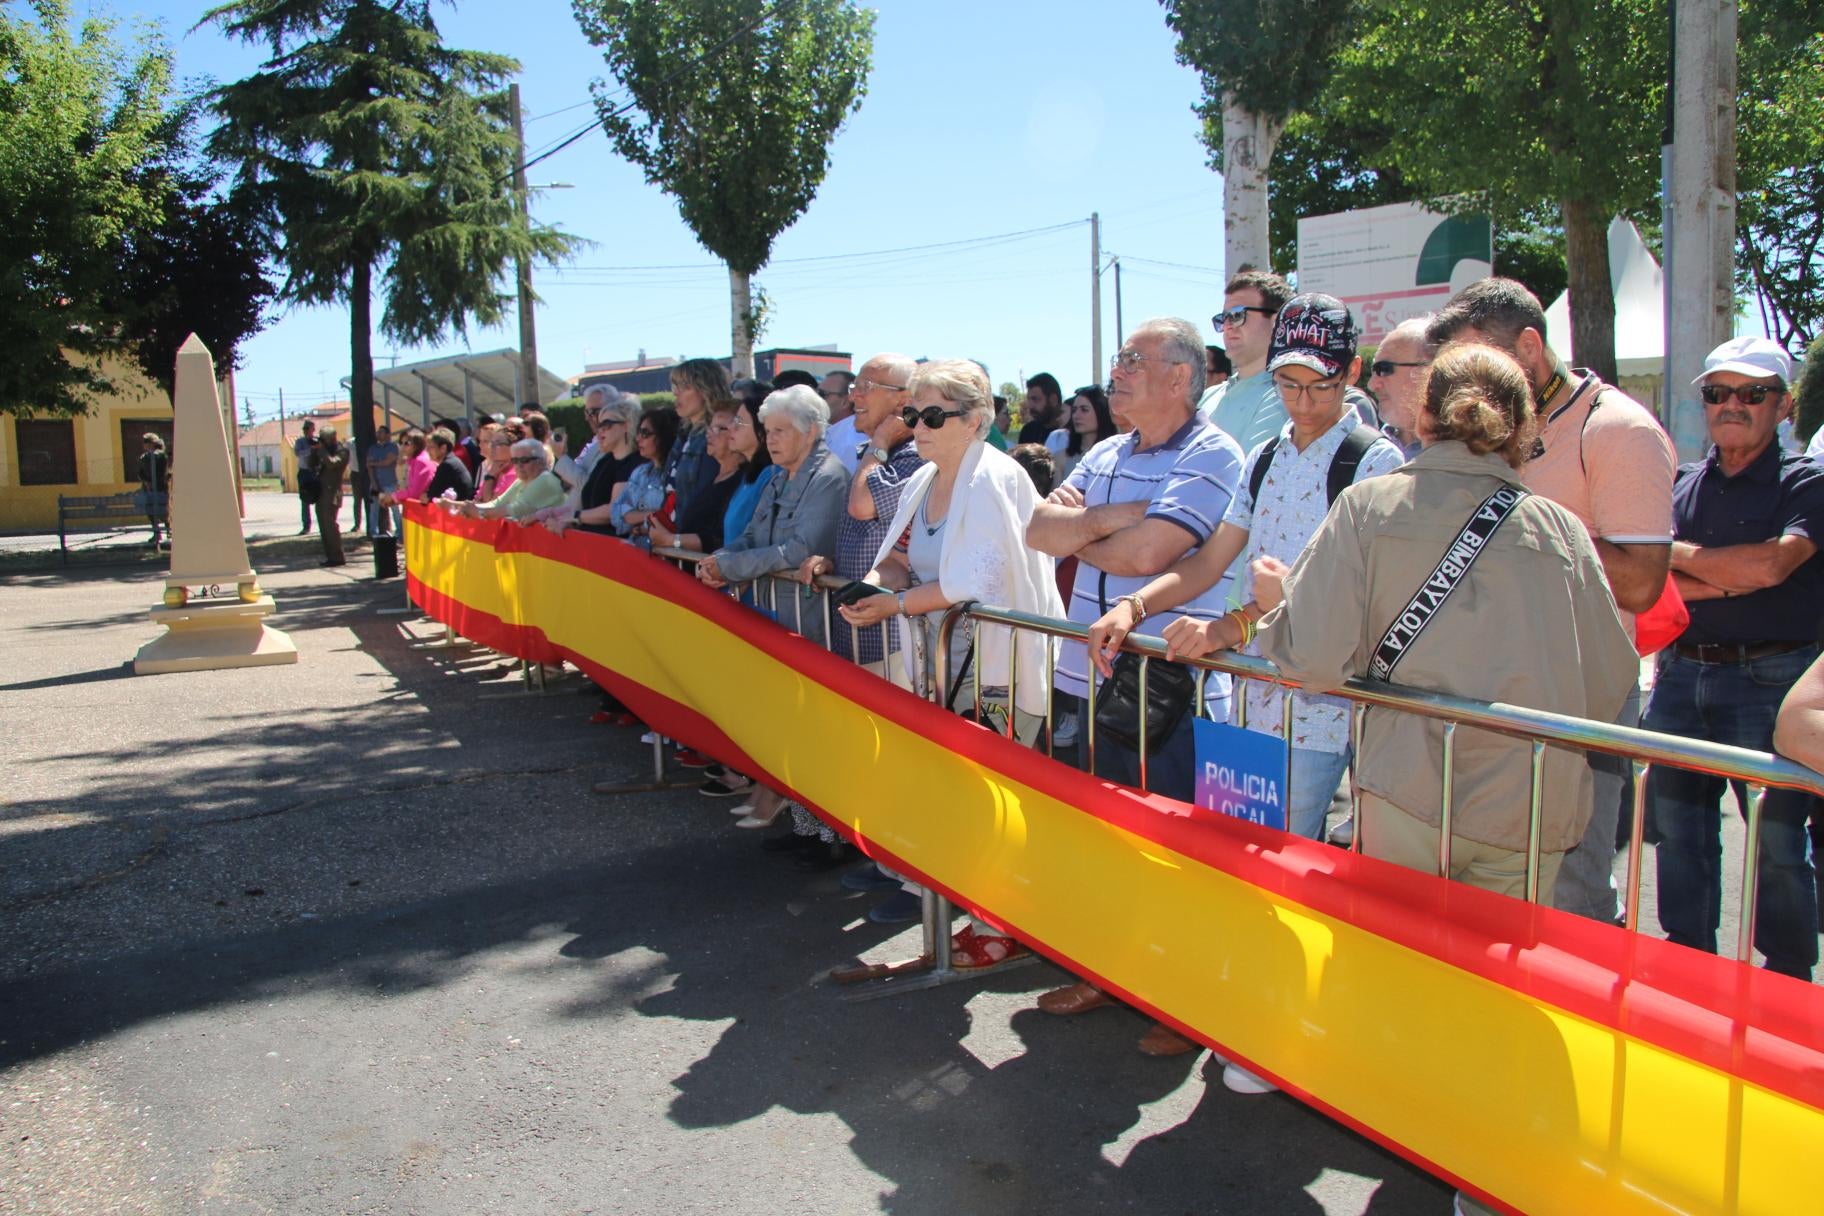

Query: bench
[[57, 492, 160, 563]]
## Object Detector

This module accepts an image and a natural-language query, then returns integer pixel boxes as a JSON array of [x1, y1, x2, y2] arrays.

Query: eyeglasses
[[1699, 382, 1783, 406], [510, 456, 540, 466], [636, 427, 656, 438], [1109, 349, 1185, 373], [1215, 305, 1276, 328], [819, 388, 848, 400], [900, 405, 968, 429], [854, 378, 907, 394], [1272, 376, 1347, 403], [1371, 359, 1429, 377], [707, 422, 733, 435]]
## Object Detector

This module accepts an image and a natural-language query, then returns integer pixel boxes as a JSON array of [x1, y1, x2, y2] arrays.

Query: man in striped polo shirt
[[1027, 316, 1247, 801]]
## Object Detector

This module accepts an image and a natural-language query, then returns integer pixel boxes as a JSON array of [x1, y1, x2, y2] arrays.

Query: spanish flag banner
[[404, 504, 1820, 1216]]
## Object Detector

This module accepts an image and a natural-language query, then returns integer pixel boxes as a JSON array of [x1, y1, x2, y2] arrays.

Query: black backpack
[[1248, 424, 1383, 507]]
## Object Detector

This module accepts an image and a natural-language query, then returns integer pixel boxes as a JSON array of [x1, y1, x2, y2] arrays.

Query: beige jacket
[[1256, 441, 1637, 851]]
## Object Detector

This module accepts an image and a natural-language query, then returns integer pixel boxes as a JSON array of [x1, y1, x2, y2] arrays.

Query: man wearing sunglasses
[[1429, 277, 1678, 927], [1199, 269, 1294, 454], [1639, 335, 1823, 980]]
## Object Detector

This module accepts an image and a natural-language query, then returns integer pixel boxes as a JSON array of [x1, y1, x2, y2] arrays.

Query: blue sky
[[112, 0, 1237, 420]]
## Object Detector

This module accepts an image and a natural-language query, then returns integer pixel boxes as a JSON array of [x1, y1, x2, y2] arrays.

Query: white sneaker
[[1221, 1063, 1278, 1094], [1327, 815, 1355, 847], [1053, 711, 1079, 748]]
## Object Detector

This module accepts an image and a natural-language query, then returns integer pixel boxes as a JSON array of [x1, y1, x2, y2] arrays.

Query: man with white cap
[[1643, 334, 1823, 981]]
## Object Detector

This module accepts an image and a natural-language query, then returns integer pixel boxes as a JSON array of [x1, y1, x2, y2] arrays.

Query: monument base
[[134, 595, 298, 675]]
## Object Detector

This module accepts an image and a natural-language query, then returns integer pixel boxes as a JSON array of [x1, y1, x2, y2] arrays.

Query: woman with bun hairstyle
[[1165, 343, 1636, 903]]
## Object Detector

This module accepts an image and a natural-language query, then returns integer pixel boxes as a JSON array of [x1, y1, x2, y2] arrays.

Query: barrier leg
[[831, 890, 1038, 999], [591, 729, 701, 796]]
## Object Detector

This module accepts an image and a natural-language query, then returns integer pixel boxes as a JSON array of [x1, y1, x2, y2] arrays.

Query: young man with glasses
[[1428, 277, 1677, 926], [1199, 270, 1294, 453], [1641, 335, 1823, 980]]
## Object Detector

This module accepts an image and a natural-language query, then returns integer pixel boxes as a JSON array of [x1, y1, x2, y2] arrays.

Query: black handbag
[[1093, 650, 1196, 756]]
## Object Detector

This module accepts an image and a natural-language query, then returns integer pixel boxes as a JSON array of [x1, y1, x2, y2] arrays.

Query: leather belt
[[1671, 640, 1810, 664]]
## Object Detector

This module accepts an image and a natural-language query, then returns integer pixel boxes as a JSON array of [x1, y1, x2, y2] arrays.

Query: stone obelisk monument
[[134, 335, 297, 674]]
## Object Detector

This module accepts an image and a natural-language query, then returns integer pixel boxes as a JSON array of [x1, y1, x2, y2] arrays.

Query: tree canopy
[[573, 0, 874, 374], [205, 0, 576, 488]]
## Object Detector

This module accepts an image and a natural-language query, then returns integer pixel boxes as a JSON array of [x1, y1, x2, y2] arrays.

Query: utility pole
[[1090, 212, 1102, 385], [1666, 0, 1736, 460], [1659, 0, 1676, 434], [1112, 256, 1124, 348], [510, 83, 540, 410]]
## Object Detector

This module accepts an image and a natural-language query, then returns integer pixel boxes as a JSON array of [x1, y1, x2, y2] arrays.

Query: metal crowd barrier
[[648, 544, 1824, 973]]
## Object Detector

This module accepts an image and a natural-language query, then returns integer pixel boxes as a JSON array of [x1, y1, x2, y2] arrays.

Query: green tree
[[1736, 11, 1823, 355], [1, 0, 174, 415], [113, 139, 276, 398], [1329, 0, 1665, 384], [572, 0, 874, 376], [1161, 0, 1354, 276], [1795, 333, 1824, 446], [205, 0, 576, 501]]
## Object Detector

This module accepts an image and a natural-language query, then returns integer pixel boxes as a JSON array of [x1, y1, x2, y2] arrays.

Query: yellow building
[[0, 355, 232, 532]]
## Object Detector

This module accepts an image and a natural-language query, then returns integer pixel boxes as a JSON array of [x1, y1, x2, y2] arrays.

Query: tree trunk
[[347, 255, 375, 518], [1560, 197, 1619, 386], [1222, 93, 1284, 277], [729, 265, 754, 378]]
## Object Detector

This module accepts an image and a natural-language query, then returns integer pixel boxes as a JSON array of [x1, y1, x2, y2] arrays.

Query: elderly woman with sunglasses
[[457, 439, 567, 521], [545, 396, 645, 537], [837, 359, 1064, 967]]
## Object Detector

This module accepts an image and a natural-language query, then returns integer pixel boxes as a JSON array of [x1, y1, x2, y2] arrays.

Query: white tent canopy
[[355, 349, 570, 430], [1544, 218, 1665, 377]]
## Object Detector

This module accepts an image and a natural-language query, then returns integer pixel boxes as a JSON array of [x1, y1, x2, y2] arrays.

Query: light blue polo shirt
[[1055, 415, 1246, 699]]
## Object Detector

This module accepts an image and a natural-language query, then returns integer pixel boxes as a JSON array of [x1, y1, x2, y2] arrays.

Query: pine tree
[[205, 0, 576, 497]]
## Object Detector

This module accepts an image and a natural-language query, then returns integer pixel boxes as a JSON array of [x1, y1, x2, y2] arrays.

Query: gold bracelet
[[1118, 592, 1147, 623]]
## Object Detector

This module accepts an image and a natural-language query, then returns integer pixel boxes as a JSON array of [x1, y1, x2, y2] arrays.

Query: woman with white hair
[[695, 383, 850, 846], [837, 358, 1065, 965], [458, 438, 567, 521], [695, 384, 849, 637]]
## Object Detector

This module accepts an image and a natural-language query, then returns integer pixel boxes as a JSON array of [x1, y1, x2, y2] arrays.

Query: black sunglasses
[[1214, 305, 1275, 328], [1371, 359, 1428, 377], [1699, 383, 1782, 406], [901, 405, 968, 430]]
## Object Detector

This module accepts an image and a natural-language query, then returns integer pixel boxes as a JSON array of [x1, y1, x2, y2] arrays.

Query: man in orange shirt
[[1429, 278, 1676, 923]]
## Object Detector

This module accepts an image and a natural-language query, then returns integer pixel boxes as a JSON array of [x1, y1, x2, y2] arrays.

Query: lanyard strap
[[1368, 484, 1529, 682]]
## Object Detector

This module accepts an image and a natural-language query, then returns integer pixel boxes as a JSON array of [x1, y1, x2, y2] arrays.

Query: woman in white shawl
[[838, 358, 1063, 968]]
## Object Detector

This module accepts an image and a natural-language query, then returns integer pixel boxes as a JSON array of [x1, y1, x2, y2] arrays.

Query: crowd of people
[[395, 275, 1822, 1064]]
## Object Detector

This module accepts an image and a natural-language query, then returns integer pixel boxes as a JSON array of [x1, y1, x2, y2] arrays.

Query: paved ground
[[0, 514, 1463, 1216], [0, 506, 1807, 1215]]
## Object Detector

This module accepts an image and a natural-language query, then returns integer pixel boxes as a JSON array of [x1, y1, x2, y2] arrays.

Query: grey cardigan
[[712, 439, 849, 643]]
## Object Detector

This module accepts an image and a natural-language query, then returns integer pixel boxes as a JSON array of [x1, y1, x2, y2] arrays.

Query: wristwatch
[[869, 445, 891, 464]]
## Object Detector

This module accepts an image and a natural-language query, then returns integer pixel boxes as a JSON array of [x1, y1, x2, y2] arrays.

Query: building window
[[15, 419, 78, 486]]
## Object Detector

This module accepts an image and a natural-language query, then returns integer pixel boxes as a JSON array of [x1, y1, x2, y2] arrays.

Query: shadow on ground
[[0, 559, 1450, 1214]]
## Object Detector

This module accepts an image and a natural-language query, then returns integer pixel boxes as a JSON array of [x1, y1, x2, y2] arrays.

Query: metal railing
[[646, 545, 1824, 967]]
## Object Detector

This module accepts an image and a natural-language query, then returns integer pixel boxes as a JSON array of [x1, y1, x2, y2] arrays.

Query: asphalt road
[[0, 514, 1804, 1215]]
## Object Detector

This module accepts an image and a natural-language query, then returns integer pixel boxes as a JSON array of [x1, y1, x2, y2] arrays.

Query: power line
[[508, 0, 801, 184], [553, 219, 1086, 277]]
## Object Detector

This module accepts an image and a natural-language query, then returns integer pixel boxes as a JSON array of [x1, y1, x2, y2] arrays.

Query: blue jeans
[[1288, 745, 1351, 841], [1643, 646, 1820, 979]]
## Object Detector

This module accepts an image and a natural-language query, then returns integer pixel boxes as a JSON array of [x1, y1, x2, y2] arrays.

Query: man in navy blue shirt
[[1645, 336, 1823, 980]]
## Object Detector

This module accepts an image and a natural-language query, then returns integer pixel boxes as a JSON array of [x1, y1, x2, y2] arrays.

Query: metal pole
[[1113, 256, 1124, 347], [1736, 784, 1767, 963], [1090, 212, 1102, 384], [1658, 0, 1676, 431], [1438, 722, 1458, 879], [510, 82, 541, 410]]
